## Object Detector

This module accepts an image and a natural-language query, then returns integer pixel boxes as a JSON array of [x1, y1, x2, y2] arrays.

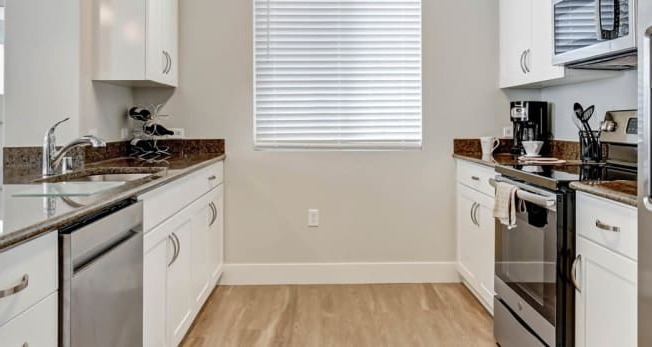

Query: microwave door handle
[[597, 0, 619, 40], [516, 190, 557, 209]]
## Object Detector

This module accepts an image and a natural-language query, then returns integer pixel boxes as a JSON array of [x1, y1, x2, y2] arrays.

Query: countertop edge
[[569, 181, 638, 208], [0, 155, 226, 253], [452, 154, 497, 168]]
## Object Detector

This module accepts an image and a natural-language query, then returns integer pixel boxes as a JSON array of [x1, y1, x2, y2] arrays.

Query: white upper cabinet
[[93, 0, 179, 87], [499, 0, 615, 88]]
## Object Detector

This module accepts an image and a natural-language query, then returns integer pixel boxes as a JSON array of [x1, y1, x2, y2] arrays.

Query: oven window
[[496, 201, 557, 325]]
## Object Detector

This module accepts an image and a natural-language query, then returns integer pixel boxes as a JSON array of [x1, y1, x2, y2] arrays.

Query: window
[[254, 0, 422, 150]]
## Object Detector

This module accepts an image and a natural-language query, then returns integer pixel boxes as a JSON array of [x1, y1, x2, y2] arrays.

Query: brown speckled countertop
[[0, 143, 225, 253], [570, 180, 638, 207]]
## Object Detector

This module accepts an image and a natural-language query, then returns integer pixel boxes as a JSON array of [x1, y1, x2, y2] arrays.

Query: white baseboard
[[220, 262, 460, 285]]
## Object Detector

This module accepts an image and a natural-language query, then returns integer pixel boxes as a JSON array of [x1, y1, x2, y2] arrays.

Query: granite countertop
[[570, 180, 638, 207], [0, 153, 225, 252]]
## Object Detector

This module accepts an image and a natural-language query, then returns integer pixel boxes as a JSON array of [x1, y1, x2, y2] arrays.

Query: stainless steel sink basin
[[35, 167, 165, 184]]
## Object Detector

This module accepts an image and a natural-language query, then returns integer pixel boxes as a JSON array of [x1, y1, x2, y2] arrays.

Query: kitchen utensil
[[480, 137, 500, 155], [522, 141, 544, 157]]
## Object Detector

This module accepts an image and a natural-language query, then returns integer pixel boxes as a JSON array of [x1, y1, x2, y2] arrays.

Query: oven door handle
[[516, 190, 557, 209]]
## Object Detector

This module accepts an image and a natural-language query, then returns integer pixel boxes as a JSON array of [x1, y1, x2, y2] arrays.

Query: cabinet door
[[191, 196, 213, 308], [476, 200, 496, 311], [162, 0, 179, 86], [146, 0, 167, 83], [208, 185, 224, 283], [499, 0, 532, 88], [0, 293, 57, 347], [529, 0, 564, 83], [575, 237, 637, 347], [457, 186, 479, 286], [144, 237, 169, 347], [167, 218, 193, 347]]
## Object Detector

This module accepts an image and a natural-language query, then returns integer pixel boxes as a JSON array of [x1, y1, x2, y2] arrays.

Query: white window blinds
[[254, 0, 422, 149]]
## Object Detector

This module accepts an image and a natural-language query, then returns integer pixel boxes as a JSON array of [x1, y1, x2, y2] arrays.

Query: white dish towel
[[493, 182, 520, 229]]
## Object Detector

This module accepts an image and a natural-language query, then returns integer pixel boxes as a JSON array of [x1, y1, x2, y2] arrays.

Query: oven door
[[495, 179, 559, 346], [553, 0, 636, 65]]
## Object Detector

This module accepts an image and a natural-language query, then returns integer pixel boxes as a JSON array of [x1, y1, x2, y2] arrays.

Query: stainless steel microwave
[[553, 0, 636, 66]]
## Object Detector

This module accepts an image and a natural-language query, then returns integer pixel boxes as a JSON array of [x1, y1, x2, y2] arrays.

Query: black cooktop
[[495, 163, 636, 191]]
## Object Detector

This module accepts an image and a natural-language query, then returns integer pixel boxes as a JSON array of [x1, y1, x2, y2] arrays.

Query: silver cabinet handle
[[162, 51, 168, 74], [168, 234, 179, 267], [0, 274, 29, 299], [23, 343, 29, 347], [524, 49, 531, 73], [471, 176, 480, 181], [172, 232, 181, 261], [470, 203, 480, 226], [209, 202, 218, 227], [208, 175, 217, 181], [571, 255, 581, 292], [595, 220, 621, 232], [520, 50, 527, 73], [166, 52, 172, 74]]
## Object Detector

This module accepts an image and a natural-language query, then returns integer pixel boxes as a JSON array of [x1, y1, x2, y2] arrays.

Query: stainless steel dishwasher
[[59, 199, 143, 347]]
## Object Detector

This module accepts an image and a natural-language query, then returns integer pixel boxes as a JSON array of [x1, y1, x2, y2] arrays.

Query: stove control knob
[[600, 120, 617, 132]]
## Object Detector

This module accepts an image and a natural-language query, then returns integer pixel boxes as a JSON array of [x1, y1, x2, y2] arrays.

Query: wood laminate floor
[[181, 283, 495, 347]]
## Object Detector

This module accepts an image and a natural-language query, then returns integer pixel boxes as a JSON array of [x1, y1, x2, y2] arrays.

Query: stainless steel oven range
[[492, 172, 576, 347]]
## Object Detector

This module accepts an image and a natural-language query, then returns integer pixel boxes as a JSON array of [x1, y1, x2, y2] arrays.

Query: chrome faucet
[[42, 118, 107, 177]]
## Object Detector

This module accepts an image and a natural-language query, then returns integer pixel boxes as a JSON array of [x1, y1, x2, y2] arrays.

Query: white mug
[[480, 137, 500, 155]]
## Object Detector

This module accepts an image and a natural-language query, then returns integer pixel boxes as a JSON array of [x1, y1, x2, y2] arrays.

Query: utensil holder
[[579, 131, 602, 162]]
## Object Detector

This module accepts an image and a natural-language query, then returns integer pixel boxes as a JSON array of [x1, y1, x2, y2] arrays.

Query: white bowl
[[522, 141, 544, 156]]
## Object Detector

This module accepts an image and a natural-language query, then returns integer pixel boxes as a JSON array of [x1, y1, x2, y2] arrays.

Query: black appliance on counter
[[492, 110, 638, 347], [510, 101, 551, 155]]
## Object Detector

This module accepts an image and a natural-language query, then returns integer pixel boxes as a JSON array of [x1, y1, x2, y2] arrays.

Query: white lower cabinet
[[575, 237, 637, 347], [0, 292, 58, 347], [142, 162, 224, 347], [456, 160, 496, 313], [575, 192, 637, 347]]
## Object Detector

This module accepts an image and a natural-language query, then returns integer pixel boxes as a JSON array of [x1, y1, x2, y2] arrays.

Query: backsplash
[[453, 138, 586, 161]]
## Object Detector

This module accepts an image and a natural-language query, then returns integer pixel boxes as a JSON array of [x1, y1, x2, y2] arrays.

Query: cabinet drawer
[[141, 161, 223, 232], [0, 292, 58, 346], [577, 192, 637, 260], [0, 233, 58, 326], [456, 160, 496, 197]]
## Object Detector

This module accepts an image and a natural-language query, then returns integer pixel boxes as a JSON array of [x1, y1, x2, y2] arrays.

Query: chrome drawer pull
[[208, 175, 217, 181], [595, 220, 621, 233], [0, 274, 29, 299], [471, 176, 480, 181]]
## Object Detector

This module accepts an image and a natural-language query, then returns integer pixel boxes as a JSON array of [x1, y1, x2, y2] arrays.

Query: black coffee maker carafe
[[510, 101, 551, 155]]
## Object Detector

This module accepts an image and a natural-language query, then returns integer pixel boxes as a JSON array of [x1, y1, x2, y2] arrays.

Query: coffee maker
[[510, 101, 551, 155]]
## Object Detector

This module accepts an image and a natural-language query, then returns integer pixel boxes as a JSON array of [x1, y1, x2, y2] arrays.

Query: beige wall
[[4, 0, 131, 147], [136, 0, 508, 264]]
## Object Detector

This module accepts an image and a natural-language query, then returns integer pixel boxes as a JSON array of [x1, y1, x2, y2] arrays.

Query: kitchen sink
[[35, 168, 165, 184], [67, 173, 155, 182]]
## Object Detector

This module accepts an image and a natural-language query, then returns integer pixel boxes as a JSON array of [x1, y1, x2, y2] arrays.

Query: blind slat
[[254, 0, 422, 149]]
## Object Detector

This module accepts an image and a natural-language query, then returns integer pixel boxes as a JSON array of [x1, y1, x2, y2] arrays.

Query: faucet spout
[[43, 132, 107, 177]]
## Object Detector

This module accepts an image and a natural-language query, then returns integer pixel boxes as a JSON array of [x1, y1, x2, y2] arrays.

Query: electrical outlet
[[168, 128, 185, 139], [121, 128, 130, 139], [503, 126, 513, 138], [308, 209, 319, 227]]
